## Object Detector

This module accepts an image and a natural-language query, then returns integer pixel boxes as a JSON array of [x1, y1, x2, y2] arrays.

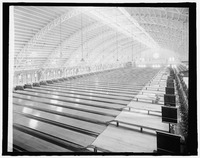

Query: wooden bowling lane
[[13, 113, 96, 148], [13, 94, 121, 117], [14, 90, 125, 110], [25, 88, 129, 105], [91, 125, 157, 152], [41, 85, 135, 98], [13, 128, 72, 152], [14, 105, 106, 135], [66, 80, 145, 88], [45, 84, 139, 95], [115, 111, 169, 132], [13, 96, 116, 123], [35, 86, 132, 101], [54, 81, 144, 92], [72, 78, 146, 85], [84, 68, 158, 81]]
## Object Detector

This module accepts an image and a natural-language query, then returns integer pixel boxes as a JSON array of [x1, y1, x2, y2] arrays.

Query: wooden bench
[[144, 86, 165, 91], [122, 106, 161, 115], [133, 95, 163, 105], [24, 83, 33, 89], [40, 81, 47, 85], [15, 85, 24, 91], [33, 82, 40, 87], [107, 120, 169, 133], [46, 80, 54, 84]]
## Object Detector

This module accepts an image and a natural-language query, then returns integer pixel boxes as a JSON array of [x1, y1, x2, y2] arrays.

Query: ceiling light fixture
[[80, 11, 85, 62], [116, 13, 119, 62], [60, 16, 62, 58]]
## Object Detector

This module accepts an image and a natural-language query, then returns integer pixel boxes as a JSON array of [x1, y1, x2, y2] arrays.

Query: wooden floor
[[90, 68, 169, 152], [13, 67, 168, 152], [92, 125, 157, 152]]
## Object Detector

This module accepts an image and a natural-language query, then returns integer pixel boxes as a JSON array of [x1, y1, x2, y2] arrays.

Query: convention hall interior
[[6, 4, 196, 155]]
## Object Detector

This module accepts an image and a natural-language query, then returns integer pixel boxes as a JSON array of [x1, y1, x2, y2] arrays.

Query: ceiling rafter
[[15, 8, 83, 70]]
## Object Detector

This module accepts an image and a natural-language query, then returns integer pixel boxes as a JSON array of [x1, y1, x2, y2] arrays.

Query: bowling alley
[[4, 3, 197, 155]]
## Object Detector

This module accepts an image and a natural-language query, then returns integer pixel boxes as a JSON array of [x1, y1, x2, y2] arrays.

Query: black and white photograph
[[1, 1, 197, 156]]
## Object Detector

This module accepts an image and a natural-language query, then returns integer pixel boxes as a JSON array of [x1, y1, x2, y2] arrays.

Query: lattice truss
[[12, 6, 188, 71]]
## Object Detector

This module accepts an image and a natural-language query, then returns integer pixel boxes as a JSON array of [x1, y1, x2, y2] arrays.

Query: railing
[[106, 120, 169, 133]]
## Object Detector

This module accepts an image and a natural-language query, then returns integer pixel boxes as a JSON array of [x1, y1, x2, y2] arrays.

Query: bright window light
[[153, 53, 159, 59], [27, 60, 32, 65]]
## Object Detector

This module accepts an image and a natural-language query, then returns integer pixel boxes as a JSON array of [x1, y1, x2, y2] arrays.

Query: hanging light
[[80, 11, 84, 62], [116, 14, 119, 62], [60, 15, 62, 58], [131, 29, 133, 62]]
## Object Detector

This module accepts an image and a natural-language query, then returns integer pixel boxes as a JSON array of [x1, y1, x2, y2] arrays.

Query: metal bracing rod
[[60, 15, 62, 58], [78, 35, 140, 66], [15, 8, 83, 70], [85, 8, 156, 48], [47, 22, 103, 68], [117, 7, 159, 48], [81, 11, 84, 60], [65, 30, 131, 67]]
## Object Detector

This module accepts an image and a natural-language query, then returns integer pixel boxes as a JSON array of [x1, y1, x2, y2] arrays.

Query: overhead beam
[[117, 7, 159, 48], [15, 8, 83, 70]]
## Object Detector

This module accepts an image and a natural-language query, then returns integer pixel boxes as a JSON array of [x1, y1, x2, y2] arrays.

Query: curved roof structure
[[13, 6, 189, 71]]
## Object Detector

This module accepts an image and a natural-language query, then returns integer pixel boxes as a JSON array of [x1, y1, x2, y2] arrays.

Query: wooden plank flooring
[[13, 67, 166, 152], [13, 129, 73, 152], [14, 105, 106, 134], [14, 113, 96, 147], [92, 125, 157, 152], [24, 88, 129, 105], [115, 111, 169, 132]]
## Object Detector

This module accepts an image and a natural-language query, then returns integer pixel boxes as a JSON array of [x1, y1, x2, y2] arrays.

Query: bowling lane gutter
[[46, 84, 139, 95], [13, 123, 90, 152], [13, 144, 28, 152], [13, 95, 119, 117], [13, 102, 113, 125], [25, 89, 128, 106], [40, 86, 134, 100], [36, 87, 132, 102], [13, 92, 124, 111], [14, 111, 99, 137]]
